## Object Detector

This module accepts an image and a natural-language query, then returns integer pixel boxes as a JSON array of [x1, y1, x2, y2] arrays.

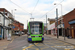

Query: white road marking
[[29, 44, 32, 46], [22, 46, 27, 48], [44, 43, 57, 50]]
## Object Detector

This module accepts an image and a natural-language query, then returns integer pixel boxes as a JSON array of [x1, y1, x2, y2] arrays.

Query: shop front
[[49, 23, 56, 36], [69, 20, 75, 38], [0, 26, 3, 39]]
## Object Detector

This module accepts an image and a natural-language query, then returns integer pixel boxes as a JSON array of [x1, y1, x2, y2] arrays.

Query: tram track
[[32, 43, 41, 50], [31, 42, 57, 50], [42, 43, 57, 50]]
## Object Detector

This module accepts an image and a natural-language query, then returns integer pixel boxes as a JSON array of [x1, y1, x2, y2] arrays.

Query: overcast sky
[[0, 0, 75, 29]]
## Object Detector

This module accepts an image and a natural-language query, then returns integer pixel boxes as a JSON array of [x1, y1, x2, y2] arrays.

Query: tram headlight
[[28, 35, 31, 37], [42, 35, 44, 37]]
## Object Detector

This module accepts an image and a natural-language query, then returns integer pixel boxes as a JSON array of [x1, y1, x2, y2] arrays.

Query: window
[[0, 27, 1, 35], [30, 22, 42, 34]]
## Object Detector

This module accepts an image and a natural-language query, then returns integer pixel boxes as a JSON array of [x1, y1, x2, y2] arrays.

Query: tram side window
[[0, 27, 1, 35], [28, 28, 30, 34], [39, 23, 42, 34]]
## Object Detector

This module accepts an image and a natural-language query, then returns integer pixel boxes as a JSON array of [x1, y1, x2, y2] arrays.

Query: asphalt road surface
[[5, 35, 75, 50]]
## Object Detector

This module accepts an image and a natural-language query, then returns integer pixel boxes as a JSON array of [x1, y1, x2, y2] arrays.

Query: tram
[[27, 21, 44, 42]]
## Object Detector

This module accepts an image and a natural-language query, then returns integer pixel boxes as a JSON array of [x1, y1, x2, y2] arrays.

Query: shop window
[[0, 27, 1, 35]]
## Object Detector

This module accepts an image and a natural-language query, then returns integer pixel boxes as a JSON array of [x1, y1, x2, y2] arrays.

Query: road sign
[[12, 26, 15, 28]]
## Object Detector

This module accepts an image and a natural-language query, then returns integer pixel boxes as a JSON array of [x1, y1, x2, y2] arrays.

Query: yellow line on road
[[65, 49, 70, 50], [23, 43, 38, 50]]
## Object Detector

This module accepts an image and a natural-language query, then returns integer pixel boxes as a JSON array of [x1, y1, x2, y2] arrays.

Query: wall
[[63, 9, 75, 29], [0, 14, 4, 26]]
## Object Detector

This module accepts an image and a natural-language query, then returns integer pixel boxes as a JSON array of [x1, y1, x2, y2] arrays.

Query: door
[[74, 29, 75, 38], [72, 29, 74, 38]]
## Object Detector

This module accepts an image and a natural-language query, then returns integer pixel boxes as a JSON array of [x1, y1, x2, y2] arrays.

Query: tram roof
[[29, 21, 43, 23]]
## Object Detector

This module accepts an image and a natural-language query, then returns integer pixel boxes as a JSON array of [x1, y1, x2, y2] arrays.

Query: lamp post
[[56, 8, 59, 38], [54, 3, 64, 38], [46, 15, 47, 35], [54, 3, 63, 35], [54, 3, 65, 40], [11, 9, 17, 19]]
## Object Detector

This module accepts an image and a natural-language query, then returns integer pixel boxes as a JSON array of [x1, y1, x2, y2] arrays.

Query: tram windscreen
[[30, 22, 42, 34]]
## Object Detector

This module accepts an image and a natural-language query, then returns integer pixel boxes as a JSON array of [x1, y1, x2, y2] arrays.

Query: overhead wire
[[31, 0, 39, 14], [38, 0, 64, 20], [9, 0, 30, 15]]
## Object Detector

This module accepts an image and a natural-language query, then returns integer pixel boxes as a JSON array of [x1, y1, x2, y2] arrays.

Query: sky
[[0, 0, 75, 29]]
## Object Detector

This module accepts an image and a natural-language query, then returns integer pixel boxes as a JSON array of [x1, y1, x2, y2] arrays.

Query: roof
[[29, 21, 43, 23], [0, 8, 13, 18], [0, 8, 8, 12], [58, 8, 75, 19], [48, 18, 55, 21]]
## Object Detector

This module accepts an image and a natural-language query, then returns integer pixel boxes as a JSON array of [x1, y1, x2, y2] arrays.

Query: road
[[5, 35, 75, 50]]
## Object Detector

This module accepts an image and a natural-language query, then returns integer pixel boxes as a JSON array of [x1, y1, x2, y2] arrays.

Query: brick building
[[55, 8, 75, 38], [13, 20, 24, 33], [20, 23, 24, 31]]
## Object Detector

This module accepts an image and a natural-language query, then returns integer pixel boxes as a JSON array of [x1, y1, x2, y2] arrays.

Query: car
[[15, 31, 22, 36], [21, 32, 25, 35]]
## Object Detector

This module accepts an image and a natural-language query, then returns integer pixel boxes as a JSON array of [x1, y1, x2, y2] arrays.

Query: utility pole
[[3, 9, 5, 39], [56, 8, 59, 38], [46, 15, 47, 35]]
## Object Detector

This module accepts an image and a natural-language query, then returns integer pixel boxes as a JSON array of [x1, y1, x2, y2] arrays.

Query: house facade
[[55, 8, 75, 38], [0, 8, 14, 39], [13, 20, 24, 34], [0, 13, 4, 39]]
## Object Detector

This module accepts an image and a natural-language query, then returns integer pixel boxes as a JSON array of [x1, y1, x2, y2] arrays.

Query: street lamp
[[54, 3, 65, 40], [54, 3, 62, 16], [11, 9, 17, 19]]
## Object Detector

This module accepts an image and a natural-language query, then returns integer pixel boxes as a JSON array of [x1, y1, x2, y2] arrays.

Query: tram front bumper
[[28, 37, 44, 41]]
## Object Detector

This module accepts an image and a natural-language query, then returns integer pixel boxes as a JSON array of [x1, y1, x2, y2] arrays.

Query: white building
[[47, 23, 56, 35], [0, 8, 14, 39], [0, 12, 4, 39]]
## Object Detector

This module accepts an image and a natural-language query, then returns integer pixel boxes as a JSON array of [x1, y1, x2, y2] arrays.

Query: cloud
[[0, 0, 75, 29]]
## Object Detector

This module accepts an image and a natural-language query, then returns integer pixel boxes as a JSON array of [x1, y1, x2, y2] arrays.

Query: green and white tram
[[27, 21, 44, 42]]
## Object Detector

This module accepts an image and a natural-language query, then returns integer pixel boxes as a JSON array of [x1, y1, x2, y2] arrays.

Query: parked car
[[15, 31, 22, 36], [21, 32, 25, 35]]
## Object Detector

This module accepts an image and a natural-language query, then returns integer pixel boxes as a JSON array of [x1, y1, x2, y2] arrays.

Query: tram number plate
[[35, 36, 38, 37]]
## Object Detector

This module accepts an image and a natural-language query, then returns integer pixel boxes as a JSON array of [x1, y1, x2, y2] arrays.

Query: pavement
[[45, 34, 75, 45], [0, 35, 20, 50]]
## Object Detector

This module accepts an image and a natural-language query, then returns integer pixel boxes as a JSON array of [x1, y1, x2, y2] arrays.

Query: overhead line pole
[[46, 15, 47, 35], [56, 8, 59, 38]]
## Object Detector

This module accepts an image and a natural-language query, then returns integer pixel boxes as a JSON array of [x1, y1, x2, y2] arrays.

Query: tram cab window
[[30, 22, 42, 34]]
